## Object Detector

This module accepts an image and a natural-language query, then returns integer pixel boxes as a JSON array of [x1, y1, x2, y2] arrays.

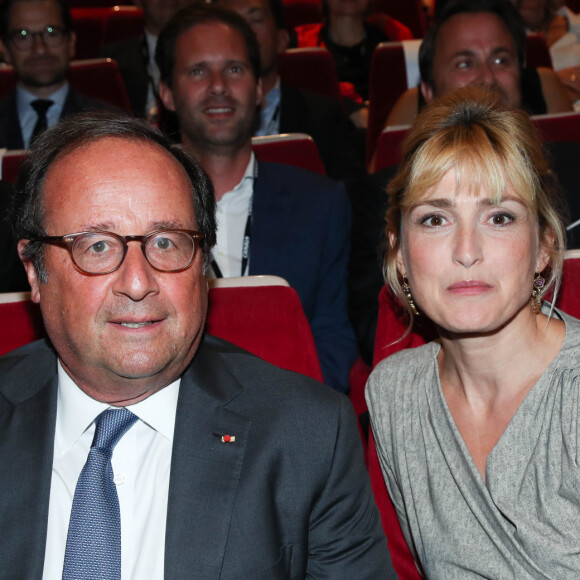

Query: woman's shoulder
[[556, 309, 580, 365], [367, 341, 439, 398]]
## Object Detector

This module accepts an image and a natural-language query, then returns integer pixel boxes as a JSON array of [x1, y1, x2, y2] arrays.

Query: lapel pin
[[215, 433, 236, 443]]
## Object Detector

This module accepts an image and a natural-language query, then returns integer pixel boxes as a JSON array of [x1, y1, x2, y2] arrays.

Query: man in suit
[[217, 0, 365, 180], [99, 0, 193, 121], [1, 111, 395, 578], [0, 0, 112, 149], [157, 4, 358, 393]]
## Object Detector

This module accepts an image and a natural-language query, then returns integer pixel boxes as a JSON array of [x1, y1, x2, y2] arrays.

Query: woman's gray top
[[366, 309, 580, 579]]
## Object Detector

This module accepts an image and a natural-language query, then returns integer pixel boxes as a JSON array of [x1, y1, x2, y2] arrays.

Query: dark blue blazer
[[0, 337, 395, 579], [250, 161, 357, 392]]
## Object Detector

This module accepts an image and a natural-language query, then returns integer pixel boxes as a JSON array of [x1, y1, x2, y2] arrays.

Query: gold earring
[[531, 273, 545, 314], [402, 278, 419, 316]]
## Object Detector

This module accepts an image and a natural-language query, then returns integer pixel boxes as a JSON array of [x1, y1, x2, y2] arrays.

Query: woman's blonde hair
[[384, 86, 566, 324]]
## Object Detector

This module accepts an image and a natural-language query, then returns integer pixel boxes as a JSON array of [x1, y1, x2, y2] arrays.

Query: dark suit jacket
[[0, 87, 114, 150], [100, 36, 149, 119], [0, 336, 395, 579], [278, 84, 365, 181], [251, 162, 357, 392]]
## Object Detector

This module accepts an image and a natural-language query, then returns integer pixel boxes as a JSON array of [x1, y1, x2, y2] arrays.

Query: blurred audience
[[513, 0, 580, 107], [0, 0, 113, 149], [294, 0, 412, 103], [157, 4, 357, 391]]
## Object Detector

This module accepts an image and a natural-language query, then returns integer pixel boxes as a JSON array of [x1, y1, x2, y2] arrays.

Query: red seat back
[[252, 133, 326, 174], [1, 150, 26, 183], [278, 47, 343, 102], [71, 8, 109, 59], [102, 6, 144, 46], [366, 42, 408, 164], [207, 285, 323, 381], [372, 125, 410, 172], [371, 0, 425, 39], [532, 111, 580, 142]]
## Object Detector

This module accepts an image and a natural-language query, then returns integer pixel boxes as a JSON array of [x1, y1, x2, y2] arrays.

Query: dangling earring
[[531, 273, 545, 314], [402, 278, 419, 316]]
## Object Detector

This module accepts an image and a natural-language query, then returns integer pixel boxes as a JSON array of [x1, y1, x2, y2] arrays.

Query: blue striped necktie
[[62, 408, 138, 580]]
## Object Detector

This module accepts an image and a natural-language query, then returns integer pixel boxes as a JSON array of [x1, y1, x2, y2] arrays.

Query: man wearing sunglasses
[[0, 0, 111, 149], [0, 112, 394, 578]]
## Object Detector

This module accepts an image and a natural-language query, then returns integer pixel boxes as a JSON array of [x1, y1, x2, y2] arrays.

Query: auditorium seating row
[[0, 29, 556, 166]]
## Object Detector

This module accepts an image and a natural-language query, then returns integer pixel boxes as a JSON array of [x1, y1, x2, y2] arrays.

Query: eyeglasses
[[7, 26, 67, 50], [33, 230, 204, 275]]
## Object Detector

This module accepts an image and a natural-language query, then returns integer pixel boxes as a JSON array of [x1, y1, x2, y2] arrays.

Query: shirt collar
[[16, 82, 69, 111], [221, 151, 256, 201], [55, 360, 180, 457]]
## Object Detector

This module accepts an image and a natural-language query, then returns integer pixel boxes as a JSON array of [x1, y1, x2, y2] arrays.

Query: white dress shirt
[[42, 361, 179, 579], [212, 153, 256, 278], [16, 83, 68, 148]]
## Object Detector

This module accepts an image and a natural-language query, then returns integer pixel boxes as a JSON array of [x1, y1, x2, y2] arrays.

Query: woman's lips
[[447, 280, 492, 295]]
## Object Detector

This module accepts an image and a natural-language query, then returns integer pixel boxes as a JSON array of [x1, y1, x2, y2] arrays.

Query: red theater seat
[[278, 47, 342, 102], [252, 133, 326, 174]]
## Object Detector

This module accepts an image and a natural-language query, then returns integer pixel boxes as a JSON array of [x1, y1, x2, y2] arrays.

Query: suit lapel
[[0, 371, 57, 578], [164, 338, 251, 579], [249, 162, 294, 274], [0, 93, 25, 149]]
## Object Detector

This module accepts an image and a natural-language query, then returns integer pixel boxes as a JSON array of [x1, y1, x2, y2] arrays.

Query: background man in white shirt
[[0, 111, 395, 578], [157, 4, 358, 392]]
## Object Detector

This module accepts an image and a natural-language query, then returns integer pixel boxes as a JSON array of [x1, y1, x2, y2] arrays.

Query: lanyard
[[211, 161, 258, 278]]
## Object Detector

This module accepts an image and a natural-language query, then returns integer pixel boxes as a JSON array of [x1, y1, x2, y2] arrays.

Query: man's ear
[[159, 82, 176, 112], [18, 240, 42, 304], [277, 29, 290, 54], [421, 81, 434, 103]]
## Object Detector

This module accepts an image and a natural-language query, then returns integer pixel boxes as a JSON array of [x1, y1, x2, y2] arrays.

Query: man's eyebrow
[[449, 49, 476, 59], [489, 46, 517, 56], [76, 220, 188, 233]]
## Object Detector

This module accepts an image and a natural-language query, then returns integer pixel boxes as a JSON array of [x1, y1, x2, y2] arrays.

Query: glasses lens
[[10, 26, 64, 48], [43, 26, 65, 46], [72, 233, 124, 274], [145, 231, 196, 271]]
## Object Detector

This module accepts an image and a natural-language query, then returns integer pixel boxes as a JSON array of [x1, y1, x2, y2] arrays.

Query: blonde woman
[[367, 86, 579, 578]]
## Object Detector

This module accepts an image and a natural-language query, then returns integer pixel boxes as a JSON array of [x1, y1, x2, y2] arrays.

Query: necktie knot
[[93, 408, 138, 451], [31, 98, 53, 116], [30, 99, 54, 142]]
